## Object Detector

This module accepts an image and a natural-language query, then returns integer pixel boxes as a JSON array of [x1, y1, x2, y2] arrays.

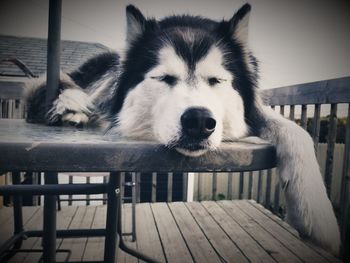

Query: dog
[[25, 3, 340, 255]]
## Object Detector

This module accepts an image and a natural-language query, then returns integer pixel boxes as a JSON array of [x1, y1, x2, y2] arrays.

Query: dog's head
[[111, 4, 258, 156]]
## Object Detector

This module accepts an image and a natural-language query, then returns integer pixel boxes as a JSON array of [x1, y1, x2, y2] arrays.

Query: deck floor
[[0, 200, 341, 263]]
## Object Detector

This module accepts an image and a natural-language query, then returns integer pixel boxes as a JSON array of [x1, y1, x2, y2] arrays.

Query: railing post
[[45, 0, 62, 117], [325, 104, 338, 196], [340, 104, 350, 252]]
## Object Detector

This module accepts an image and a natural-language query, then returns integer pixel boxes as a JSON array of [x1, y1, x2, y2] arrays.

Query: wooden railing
[[195, 76, 350, 245]]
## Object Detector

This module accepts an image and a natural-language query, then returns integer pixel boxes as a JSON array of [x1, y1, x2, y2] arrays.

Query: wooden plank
[[340, 104, 350, 246], [135, 203, 165, 262], [218, 200, 302, 262], [57, 206, 97, 262], [239, 172, 244, 199], [248, 200, 342, 263], [186, 202, 248, 262], [265, 169, 272, 208], [117, 204, 138, 263], [202, 201, 275, 262], [151, 202, 193, 263], [197, 173, 202, 201], [136, 173, 141, 203], [169, 202, 221, 263], [280, 105, 285, 116], [0, 206, 39, 247], [227, 173, 233, 199], [0, 207, 13, 225], [257, 170, 263, 203], [83, 206, 107, 261], [8, 207, 43, 263], [212, 172, 217, 200], [235, 200, 329, 263], [151, 172, 157, 202], [20, 206, 78, 263], [313, 104, 321, 152], [261, 76, 350, 105], [248, 171, 253, 199], [121, 172, 125, 203], [167, 173, 173, 202], [301, 105, 308, 129], [182, 173, 188, 202], [273, 180, 281, 214], [0, 81, 24, 100], [325, 104, 338, 196], [289, 105, 295, 121]]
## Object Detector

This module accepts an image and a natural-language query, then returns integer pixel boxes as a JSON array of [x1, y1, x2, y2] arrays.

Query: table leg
[[12, 172, 23, 249], [103, 172, 120, 263], [42, 172, 58, 263]]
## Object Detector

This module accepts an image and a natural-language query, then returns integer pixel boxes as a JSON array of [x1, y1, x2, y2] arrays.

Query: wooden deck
[[0, 200, 341, 263]]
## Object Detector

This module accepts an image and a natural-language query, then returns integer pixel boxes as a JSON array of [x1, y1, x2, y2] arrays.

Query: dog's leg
[[256, 105, 340, 255], [25, 73, 93, 126]]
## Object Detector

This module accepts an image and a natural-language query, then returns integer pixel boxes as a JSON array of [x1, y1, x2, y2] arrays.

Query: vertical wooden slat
[[68, 175, 73, 206], [239, 172, 244, 199], [280, 105, 285, 116], [273, 180, 281, 214], [182, 173, 188, 201], [324, 104, 338, 196], [301, 104, 308, 129], [86, 176, 90, 205], [227, 173, 233, 200], [102, 176, 107, 205], [313, 104, 321, 152], [271, 105, 275, 110], [197, 173, 202, 201], [265, 169, 272, 208], [257, 170, 263, 203], [248, 171, 253, 199], [212, 173, 217, 200], [120, 172, 125, 202], [0, 99, 3, 117], [289, 105, 295, 121], [339, 104, 350, 246], [136, 172, 141, 203], [151, 172, 157, 202], [167, 172, 173, 202]]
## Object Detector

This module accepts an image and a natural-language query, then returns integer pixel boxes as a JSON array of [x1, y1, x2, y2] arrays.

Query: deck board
[[202, 201, 275, 262], [0, 200, 340, 263], [151, 202, 193, 263], [168, 202, 221, 263], [235, 200, 328, 263]]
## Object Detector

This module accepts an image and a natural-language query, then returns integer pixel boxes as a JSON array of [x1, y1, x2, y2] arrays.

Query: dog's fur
[[25, 4, 340, 255]]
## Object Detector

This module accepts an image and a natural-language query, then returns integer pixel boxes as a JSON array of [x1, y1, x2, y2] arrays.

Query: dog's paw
[[62, 111, 89, 127], [48, 88, 93, 125]]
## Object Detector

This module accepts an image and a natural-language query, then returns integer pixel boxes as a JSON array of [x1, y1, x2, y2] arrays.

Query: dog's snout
[[181, 107, 216, 139]]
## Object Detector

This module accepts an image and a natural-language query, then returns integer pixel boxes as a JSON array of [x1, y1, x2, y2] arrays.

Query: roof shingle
[[0, 35, 110, 77]]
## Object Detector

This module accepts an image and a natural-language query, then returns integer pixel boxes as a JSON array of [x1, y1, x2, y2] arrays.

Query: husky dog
[[25, 4, 340, 255]]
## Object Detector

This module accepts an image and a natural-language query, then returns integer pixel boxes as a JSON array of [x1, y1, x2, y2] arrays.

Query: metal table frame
[[0, 118, 276, 262], [0, 171, 158, 263]]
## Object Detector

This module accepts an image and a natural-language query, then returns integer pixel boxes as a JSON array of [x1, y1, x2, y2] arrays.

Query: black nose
[[181, 107, 216, 139]]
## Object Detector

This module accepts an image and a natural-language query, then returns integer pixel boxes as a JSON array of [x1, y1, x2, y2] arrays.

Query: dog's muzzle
[[172, 107, 216, 155]]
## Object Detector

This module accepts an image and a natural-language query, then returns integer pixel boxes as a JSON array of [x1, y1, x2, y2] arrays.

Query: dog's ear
[[228, 3, 251, 45], [126, 5, 147, 44]]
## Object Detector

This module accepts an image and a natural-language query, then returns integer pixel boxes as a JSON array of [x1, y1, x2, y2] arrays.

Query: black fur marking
[[69, 52, 119, 89]]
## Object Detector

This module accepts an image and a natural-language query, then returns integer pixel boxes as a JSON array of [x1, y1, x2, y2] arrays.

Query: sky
[[0, 0, 349, 90]]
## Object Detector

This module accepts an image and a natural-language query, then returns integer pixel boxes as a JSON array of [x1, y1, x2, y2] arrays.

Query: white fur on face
[[116, 45, 248, 156]]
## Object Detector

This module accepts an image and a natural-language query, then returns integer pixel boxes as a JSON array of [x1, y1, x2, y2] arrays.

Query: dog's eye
[[208, 77, 221, 86], [152, 75, 177, 86]]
